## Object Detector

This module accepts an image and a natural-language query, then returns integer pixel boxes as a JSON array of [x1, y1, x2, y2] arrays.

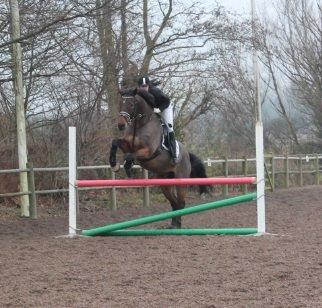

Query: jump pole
[[76, 177, 256, 187], [81, 193, 257, 236], [97, 228, 258, 236]]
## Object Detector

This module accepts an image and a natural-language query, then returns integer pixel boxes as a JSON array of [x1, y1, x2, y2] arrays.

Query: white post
[[69, 127, 77, 236], [256, 123, 266, 233], [252, 0, 266, 234]]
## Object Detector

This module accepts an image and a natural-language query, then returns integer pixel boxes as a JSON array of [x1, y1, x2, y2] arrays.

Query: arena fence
[[0, 150, 321, 218]]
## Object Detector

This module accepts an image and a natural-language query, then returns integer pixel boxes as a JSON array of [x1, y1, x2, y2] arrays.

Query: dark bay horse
[[109, 90, 209, 228]]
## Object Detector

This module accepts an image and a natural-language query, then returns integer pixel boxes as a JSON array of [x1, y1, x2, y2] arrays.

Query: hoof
[[111, 163, 120, 172], [170, 223, 181, 229], [158, 224, 180, 229], [125, 168, 133, 178], [201, 192, 213, 200]]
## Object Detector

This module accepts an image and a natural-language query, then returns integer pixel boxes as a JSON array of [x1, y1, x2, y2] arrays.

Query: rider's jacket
[[148, 86, 170, 111]]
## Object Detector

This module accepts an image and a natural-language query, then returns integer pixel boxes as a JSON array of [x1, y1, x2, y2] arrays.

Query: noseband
[[119, 96, 149, 126], [119, 111, 144, 124]]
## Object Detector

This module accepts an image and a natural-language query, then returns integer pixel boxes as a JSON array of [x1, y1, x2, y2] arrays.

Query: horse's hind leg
[[124, 153, 135, 178], [174, 186, 187, 227], [161, 186, 186, 228]]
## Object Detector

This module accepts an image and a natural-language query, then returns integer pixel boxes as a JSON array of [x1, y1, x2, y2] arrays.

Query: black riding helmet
[[138, 76, 150, 86]]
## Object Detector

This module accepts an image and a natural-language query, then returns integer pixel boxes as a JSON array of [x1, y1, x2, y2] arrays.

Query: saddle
[[135, 115, 179, 164]]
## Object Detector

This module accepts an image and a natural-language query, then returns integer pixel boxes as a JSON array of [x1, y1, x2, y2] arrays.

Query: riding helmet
[[138, 76, 150, 86]]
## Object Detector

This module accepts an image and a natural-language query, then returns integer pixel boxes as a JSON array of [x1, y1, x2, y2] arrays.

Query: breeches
[[161, 102, 174, 132]]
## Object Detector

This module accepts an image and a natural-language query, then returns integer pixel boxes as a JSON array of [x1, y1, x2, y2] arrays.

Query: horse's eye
[[122, 97, 137, 113]]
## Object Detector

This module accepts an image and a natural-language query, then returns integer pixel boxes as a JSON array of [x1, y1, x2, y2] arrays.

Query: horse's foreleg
[[109, 139, 121, 172]]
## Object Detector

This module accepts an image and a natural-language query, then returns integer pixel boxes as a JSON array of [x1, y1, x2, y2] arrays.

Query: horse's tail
[[189, 152, 211, 195]]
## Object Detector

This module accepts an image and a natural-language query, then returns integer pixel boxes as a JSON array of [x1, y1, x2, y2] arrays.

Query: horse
[[109, 90, 209, 228]]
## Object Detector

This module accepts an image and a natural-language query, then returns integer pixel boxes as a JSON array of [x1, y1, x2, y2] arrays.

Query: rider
[[137, 76, 178, 164], [121, 76, 178, 164]]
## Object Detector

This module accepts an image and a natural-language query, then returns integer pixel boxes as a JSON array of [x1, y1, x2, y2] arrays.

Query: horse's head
[[117, 92, 154, 131]]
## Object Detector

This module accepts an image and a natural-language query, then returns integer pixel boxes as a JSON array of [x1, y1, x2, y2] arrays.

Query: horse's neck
[[139, 113, 162, 136], [143, 114, 163, 150], [127, 113, 162, 148]]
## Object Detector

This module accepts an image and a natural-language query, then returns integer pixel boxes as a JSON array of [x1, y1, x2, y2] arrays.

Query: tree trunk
[[120, 0, 130, 87], [96, 0, 120, 134], [141, 0, 172, 75]]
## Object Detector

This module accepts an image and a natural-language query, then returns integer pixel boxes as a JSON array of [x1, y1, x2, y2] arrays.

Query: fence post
[[299, 155, 303, 186], [27, 162, 37, 219], [270, 154, 275, 191], [284, 154, 289, 188], [315, 154, 319, 185], [222, 156, 228, 197], [110, 169, 117, 210], [142, 169, 150, 207], [206, 158, 212, 176], [242, 156, 248, 194]]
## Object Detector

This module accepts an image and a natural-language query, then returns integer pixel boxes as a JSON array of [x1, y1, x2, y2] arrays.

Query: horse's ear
[[136, 90, 155, 107]]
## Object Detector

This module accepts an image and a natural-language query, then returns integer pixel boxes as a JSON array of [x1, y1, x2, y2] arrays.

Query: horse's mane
[[136, 89, 155, 108]]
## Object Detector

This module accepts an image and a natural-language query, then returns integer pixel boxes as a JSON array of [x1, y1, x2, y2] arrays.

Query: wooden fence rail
[[0, 154, 321, 217]]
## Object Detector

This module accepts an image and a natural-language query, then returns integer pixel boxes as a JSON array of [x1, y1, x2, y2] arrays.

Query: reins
[[120, 96, 154, 150], [131, 116, 137, 149]]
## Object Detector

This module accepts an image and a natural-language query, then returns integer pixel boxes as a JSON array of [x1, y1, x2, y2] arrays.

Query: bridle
[[119, 96, 153, 127], [119, 96, 143, 126], [119, 95, 153, 149]]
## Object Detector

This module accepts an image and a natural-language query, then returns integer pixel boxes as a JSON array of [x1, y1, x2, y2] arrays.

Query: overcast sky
[[216, 0, 273, 16], [217, 0, 250, 14]]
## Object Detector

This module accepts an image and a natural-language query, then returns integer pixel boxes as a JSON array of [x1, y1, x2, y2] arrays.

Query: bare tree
[[0, 0, 268, 173], [95, 0, 120, 122], [261, 28, 301, 148], [261, 0, 322, 151]]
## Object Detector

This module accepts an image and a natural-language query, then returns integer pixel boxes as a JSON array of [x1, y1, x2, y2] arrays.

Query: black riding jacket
[[147, 86, 170, 111]]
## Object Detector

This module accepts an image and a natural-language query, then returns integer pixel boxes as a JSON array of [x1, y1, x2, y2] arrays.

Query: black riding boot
[[168, 131, 178, 164]]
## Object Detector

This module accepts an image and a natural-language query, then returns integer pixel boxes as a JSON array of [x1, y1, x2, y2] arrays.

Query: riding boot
[[168, 131, 178, 164]]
